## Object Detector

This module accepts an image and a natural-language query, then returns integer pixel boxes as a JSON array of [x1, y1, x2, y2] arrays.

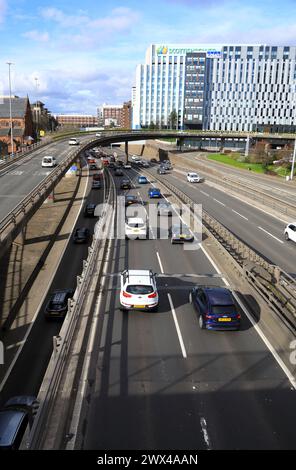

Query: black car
[[44, 289, 74, 319], [115, 169, 124, 177], [73, 227, 90, 243], [0, 396, 38, 450], [108, 162, 115, 169], [89, 163, 97, 170], [158, 167, 167, 175], [121, 179, 131, 190], [150, 158, 158, 163], [84, 203, 96, 217], [189, 286, 241, 330], [125, 195, 140, 206]]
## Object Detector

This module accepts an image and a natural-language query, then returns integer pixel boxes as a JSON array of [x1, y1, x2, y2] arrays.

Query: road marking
[[156, 251, 164, 274], [156, 251, 187, 358], [6, 341, 25, 350], [167, 293, 187, 359], [232, 209, 248, 221], [200, 417, 211, 449], [200, 190, 210, 197], [258, 226, 284, 244], [213, 198, 226, 206]]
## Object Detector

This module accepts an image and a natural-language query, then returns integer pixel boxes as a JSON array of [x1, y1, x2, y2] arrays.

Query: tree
[[149, 121, 156, 130], [169, 109, 178, 130]]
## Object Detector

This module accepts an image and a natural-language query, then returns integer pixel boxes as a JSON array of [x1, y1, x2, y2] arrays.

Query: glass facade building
[[132, 44, 296, 132]]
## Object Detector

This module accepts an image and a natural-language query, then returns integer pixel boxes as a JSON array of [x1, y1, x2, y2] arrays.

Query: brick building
[[55, 114, 98, 128], [0, 96, 34, 155], [98, 102, 132, 128]]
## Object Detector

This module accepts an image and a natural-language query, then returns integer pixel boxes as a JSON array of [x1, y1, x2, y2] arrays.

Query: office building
[[132, 44, 296, 132]]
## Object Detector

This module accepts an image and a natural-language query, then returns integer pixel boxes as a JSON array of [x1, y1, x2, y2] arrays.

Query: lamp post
[[6, 62, 14, 158], [289, 80, 296, 180], [34, 77, 39, 142]]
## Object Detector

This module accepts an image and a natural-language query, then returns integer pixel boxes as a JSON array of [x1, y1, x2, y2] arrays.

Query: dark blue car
[[148, 187, 161, 198], [189, 286, 241, 330]]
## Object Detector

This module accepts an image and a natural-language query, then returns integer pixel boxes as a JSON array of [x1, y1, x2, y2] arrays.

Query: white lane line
[[156, 251, 164, 274], [156, 251, 187, 359], [213, 198, 226, 207], [232, 292, 296, 390], [200, 417, 211, 449], [258, 226, 284, 244], [167, 293, 187, 359], [6, 341, 25, 350], [232, 209, 249, 221], [200, 190, 210, 197]]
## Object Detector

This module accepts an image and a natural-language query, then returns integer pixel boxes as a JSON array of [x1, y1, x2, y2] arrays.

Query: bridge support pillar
[[125, 141, 129, 163], [44, 188, 55, 204]]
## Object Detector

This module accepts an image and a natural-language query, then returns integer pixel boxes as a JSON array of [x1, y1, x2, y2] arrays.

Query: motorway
[[74, 162, 296, 450], [0, 135, 92, 224], [1, 151, 296, 449]]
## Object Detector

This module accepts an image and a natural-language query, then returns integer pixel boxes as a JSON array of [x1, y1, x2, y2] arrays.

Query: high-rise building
[[132, 44, 296, 132]]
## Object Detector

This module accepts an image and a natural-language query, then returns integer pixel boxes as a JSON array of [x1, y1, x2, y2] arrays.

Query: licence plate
[[134, 305, 145, 308], [133, 229, 139, 233], [218, 317, 231, 322]]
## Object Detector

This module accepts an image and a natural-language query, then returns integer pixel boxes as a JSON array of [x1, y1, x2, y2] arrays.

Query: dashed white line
[[200, 190, 210, 197], [156, 251, 187, 359], [258, 226, 284, 244], [167, 293, 187, 359], [232, 209, 248, 221], [200, 417, 211, 449], [213, 198, 226, 207]]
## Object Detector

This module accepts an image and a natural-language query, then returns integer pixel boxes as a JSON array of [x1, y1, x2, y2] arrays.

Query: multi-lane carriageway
[[1, 147, 296, 449]]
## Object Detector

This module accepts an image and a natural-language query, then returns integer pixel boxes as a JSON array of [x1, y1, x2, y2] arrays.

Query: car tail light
[[237, 313, 241, 319], [148, 292, 157, 298], [123, 291, 132, 298], [205, 313, 212, 319]]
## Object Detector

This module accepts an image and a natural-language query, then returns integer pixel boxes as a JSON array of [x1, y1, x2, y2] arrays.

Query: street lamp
[[289, 79, 296, 180], [6, 61, 14, 158], [34, 77, 39, 141]]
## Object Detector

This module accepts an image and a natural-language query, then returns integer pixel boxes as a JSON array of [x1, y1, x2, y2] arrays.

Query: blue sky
[[0, 0, 295, 114]]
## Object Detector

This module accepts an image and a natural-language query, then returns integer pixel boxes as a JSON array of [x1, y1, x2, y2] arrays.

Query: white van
[[42, 156, 57, 168]]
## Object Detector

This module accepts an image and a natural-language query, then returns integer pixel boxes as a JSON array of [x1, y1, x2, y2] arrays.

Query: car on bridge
[[284, 222, 296, 242], [119, 269, 158, 311], [42, 156, 57, 168], [189, 286, 241, 330], [68, 138, 80, 145], [148, 187, 162, 198]]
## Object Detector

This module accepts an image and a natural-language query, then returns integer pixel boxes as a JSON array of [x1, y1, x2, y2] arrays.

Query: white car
[[69, 138, 80, 145], [131, 155, 141, 161], [119, 269, 158, 311], [284, 222, 296, 242], [125, 217, 147, 239], [124, 163, 132, 169], [187, 172, 201, 183], [95, 133, 102, 137], [42, 156, 57, 168]]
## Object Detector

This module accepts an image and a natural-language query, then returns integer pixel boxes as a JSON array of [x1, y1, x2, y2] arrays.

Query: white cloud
[[23, 30, 49, 42]]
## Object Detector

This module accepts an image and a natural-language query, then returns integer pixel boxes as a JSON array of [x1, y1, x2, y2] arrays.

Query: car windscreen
[[211, 305, 236, 315], [126, 285, 153, 295], [127, 223, 145, 228], [43, 158, 52, 163]]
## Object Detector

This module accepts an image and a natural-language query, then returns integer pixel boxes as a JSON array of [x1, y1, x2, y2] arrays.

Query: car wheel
[[285, 232, 289, 241], [199, 315, 205, 329]]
